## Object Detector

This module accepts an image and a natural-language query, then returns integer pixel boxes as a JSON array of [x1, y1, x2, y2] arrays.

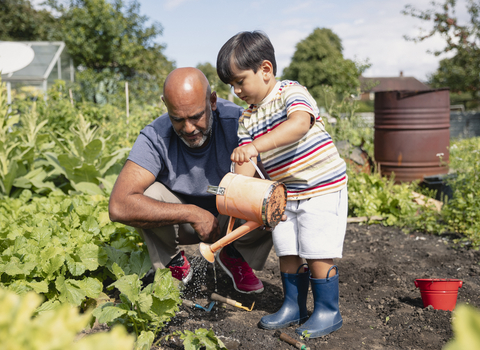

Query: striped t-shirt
[[238, 80, 347, 200]]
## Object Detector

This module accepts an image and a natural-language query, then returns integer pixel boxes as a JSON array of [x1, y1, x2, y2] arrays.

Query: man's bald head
[[163, 67, 211, 106], [161, 68, 217, 149]]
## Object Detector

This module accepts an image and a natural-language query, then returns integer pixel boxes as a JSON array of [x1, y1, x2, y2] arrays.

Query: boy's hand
[[231, 143, 258, 165]]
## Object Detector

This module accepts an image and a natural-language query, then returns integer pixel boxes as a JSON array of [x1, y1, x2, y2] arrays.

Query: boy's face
[[229, 63, 273, 105]]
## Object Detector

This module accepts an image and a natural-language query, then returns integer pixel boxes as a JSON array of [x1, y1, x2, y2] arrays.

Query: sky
[[136, 0, 468, 82]]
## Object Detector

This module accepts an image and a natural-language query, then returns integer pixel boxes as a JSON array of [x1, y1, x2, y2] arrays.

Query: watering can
[[199, 160, 287, 263]]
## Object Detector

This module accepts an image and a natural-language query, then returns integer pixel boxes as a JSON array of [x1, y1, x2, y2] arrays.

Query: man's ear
[[210, 91, 218, 111], [260, 60, 274, 79]]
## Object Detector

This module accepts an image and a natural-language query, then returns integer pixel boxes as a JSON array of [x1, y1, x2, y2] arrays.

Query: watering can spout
[[199, 220, 261, 263]]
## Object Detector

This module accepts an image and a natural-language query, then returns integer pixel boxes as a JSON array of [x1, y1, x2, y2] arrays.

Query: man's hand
[[189, 206, 221, 243], [231, 143, 258, 165]]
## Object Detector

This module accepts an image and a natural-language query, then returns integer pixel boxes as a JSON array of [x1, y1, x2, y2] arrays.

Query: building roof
[[360, 75, 430, 92]]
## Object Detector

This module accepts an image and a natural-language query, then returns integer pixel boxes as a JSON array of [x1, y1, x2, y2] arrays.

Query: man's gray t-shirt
[[127, 98, 242, 216]]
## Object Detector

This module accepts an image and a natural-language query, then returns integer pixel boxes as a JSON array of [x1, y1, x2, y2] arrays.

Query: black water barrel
[[374, 89, 450, 183]]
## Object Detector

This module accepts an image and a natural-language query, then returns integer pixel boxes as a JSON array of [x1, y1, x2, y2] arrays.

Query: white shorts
[[272, 187, 348, 259]]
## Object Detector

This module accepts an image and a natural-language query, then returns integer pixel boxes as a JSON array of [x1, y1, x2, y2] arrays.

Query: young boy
[[216, 31, 348, 338]]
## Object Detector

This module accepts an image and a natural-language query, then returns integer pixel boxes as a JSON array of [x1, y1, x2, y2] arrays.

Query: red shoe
[[168, 251, 193, 284], [216, 247, 264, 294]]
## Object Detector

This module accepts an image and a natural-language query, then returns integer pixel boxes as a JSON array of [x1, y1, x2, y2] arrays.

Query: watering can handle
[[230, 159, 265, 180]]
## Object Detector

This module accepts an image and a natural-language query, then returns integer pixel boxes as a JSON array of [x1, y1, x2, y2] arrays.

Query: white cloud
[[163, 0, 191, 10]]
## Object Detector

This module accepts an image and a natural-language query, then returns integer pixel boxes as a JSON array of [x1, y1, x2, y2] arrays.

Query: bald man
[[109, 68, 272, 293]]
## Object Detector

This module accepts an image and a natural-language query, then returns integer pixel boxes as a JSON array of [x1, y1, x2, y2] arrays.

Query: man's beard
[[175, 110, 214, 148]]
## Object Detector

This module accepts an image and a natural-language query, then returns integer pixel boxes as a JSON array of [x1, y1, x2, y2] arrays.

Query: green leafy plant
[[443, 304, 480, 350], [93, 267, 182, 349], [0, 79, 56, 197], [46, 113, 130, 195], [0, 190, 144, 306], [300, 329, 311, 340], [440, 138, 480, 247], [177, 328, 228, 350], [347, 171, 427, 226], [0, 287, 135, 350]]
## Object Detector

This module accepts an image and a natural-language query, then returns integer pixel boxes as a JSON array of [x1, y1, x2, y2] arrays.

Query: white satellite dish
[[0, 42, 35, 74]]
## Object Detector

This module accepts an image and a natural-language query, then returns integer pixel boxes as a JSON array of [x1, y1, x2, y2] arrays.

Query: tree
[[47, 0, 175, 104], [282, 28, 367, 101], [196, 62, 231, 100], [0, 0, 57, 41], [403, 0, 480, 98]]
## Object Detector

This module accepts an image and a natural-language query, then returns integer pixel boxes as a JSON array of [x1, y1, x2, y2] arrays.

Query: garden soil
[[145, 224, 480, 349]]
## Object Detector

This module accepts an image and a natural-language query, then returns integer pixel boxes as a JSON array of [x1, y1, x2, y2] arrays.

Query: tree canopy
[[403, 0, 480, 97], [196, 62, 231, 100], [0, 0, 56, 41], [282, 28, 367, 101], [1, 0, 174, 104]]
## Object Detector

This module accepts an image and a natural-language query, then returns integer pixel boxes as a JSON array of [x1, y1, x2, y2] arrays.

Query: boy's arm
[[234, 159, 257, 177], [252, 110, 312, 153], [231, 110, 312, 165]]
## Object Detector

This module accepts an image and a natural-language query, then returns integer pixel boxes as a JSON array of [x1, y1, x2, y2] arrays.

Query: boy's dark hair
[[216, 31, 277, 84]]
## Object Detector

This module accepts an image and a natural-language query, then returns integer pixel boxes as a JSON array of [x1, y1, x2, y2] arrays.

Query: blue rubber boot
[[295, 266, 343, 338], [259, 266, 309, 330]]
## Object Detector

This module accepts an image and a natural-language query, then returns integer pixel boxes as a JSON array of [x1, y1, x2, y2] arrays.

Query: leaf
[[66, 254, 86, 276], [136, 293, 153, 313], [97, 211, 111, 228], [27, 280, 49, 294], [111, 275, 141, 304], [71, 164, 101, 185], [58, 154, 82, 175], [56, 276, 102, 306], [43, 152, 67, 176], [77, 243, 101, 271], [111, 262, 125, 280], [93, 303, 128, 324], [4, 257, 35, 276], [105, 246, 130, 274], [180, 328, 227, 350], [98, 148, 131, 175], [2, 159, 18, 195], [150, 295, 178, 319], [41, 248, 65, 278], [81, 215, 101, 235], [55, 276, 84, 305], [444, 304, 480, 350], [83, 139, 103, 163], [34, 299, 61, 316], [75, 204, 94, 217], [73, 325, 135, 350], [72, 181, 104, 195], [32, 226, 52, 247], [134, 330, 154, 350], [129, 251, 152, 278]]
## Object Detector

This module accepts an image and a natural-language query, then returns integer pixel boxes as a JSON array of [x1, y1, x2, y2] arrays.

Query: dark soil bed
[[158, 224, 480, 350]]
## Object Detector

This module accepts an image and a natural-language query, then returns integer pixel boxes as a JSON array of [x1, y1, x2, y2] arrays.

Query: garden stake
[[210, 293, 255, 311], [182, 299, 216, 312], [274, 331, 310, 350]]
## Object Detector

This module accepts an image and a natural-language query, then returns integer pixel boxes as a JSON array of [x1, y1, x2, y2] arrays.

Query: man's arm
[[109, 160, 220, 242]]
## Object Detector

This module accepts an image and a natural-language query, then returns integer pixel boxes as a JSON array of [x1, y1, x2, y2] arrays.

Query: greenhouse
[[0, 41, 74, 103]]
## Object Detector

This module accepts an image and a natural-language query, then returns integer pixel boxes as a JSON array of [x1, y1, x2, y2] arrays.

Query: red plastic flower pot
[[414, 279, 463, 311]]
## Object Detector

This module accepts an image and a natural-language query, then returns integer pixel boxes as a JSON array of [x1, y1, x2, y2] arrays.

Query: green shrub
[[0, 287, 135, 350]]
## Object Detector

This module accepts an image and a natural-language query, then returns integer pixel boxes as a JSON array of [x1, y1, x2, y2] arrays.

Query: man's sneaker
[[216, 247, 264, 294], [168, 251, 193, 284]]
